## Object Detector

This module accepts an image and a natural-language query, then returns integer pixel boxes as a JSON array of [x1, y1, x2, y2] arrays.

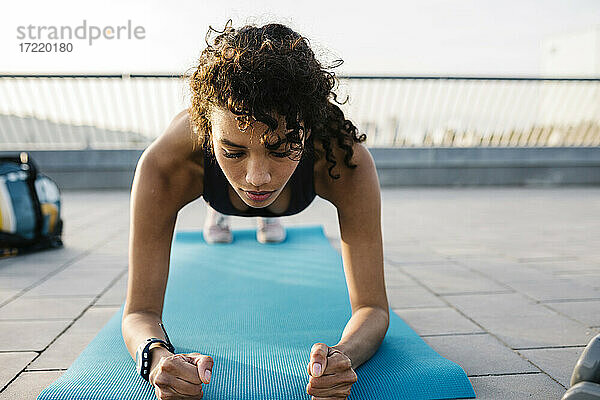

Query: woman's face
[[210, 107, 304, 209]]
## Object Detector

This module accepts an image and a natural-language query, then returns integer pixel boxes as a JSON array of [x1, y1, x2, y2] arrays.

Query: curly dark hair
[[187, 19, 366, 179]]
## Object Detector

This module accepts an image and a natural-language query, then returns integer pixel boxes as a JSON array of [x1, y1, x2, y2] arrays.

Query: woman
[[122, 20, 389, 400]]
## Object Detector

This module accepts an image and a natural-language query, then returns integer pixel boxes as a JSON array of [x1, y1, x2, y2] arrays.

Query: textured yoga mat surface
[[38, 226, 475, 400]]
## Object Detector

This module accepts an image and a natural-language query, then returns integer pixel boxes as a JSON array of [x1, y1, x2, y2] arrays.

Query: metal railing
[[1, 74, 599, 150]]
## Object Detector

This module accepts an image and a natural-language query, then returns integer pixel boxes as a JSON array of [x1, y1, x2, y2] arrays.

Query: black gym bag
[[0, 153, 63, 258]]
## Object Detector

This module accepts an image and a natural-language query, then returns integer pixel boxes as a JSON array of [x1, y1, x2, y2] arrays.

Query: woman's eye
[[223, 151, 244, 159], [222, 150, 290, 159]]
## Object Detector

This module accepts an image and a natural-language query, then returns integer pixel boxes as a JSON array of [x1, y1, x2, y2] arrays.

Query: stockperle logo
[[16, 20, 146, 46]]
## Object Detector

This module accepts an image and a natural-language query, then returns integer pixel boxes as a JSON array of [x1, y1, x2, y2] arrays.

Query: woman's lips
[[244, 190, 275, 202]]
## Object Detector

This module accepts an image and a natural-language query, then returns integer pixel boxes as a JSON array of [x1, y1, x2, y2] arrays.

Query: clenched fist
[[306, 343, 357, 400], [149, 349, 213, 400]]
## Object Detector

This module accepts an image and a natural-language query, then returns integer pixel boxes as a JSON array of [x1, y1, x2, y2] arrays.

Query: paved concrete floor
[[1, 187, 599, 399]]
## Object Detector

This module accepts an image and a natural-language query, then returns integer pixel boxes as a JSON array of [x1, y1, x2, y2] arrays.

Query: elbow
[[379, 306, 390, 331], [355, 305, 389, 322], [370, 303, 389, 323], [382, 307, 390, 324], [359, 305, 389, 332], [372, 306, 390, 336]]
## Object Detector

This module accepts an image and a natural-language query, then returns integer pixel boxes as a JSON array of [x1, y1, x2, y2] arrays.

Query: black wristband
[[137, 338, 174, 381], [135, 322, 175, 381]]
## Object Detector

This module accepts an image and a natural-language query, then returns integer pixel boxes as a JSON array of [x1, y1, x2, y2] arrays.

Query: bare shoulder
[[313, 137, 379, 207], [137, 109, 204, 201], [143, 109, 203, 167]]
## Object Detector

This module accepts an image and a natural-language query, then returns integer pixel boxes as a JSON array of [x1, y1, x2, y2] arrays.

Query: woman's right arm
[[121, 110, 206, 387]]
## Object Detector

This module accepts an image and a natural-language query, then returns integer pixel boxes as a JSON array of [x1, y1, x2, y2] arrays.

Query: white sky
[[2, 0, 600, 76]]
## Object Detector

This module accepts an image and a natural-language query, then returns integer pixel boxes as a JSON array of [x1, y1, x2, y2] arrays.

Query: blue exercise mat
[[37, 226, 475, 400]]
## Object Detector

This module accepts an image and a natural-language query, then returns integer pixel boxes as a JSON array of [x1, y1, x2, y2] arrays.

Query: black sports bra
[[201, 141, 316, 217]]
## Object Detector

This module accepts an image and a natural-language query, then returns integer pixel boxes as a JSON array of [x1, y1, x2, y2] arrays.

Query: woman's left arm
[[307, 143, 389, 399], [330, 143, 389, 367]]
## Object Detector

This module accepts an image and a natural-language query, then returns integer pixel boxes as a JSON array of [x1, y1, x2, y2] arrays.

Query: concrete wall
[[369, 147, 600, 186], [0, 150, 143, 190], [1, 147, 599, 189]]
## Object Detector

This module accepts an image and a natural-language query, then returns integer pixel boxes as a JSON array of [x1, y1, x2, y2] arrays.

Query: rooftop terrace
[[1, 187, 599, 399]]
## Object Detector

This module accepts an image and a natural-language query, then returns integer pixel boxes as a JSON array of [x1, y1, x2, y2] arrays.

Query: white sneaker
[[203, 207, 233, 244], [256, 217, 286, 244]]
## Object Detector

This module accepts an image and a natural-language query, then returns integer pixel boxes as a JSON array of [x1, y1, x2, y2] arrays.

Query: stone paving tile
[[64, 254, 128, 272], [525, 260, 600, 275], [505, 278, 600, 302], [494, 315, 597, 350], [468, 373, 566, 399], [60, 192, 128, 225], [449, 254, 520, 267], [387, 285, 446, 309], [382, 240, 423, 250], [546, 300, 600, 327], [383, 265, 415, 287], [457, 262, 555, 284], [555, 273, 600, 290], [0, 247, 85, 272], [392, 307, 485, 336], [444, 293, 597, 348], [400, 264, 510, 295], [444, 292, 549, 318], [0, 320, 71, 351], [382, 240, 435, 251], [0, 296, 94, 320], [64, 204, 128, 229], [0, 249, 68, 268], [0, 352, 37, 391], [384, 251, 450, 265], [428, 243, 500, 258], [0, 290, 19, 305], [516, 255, 580, 264], [20, 268, 125, 298], [95, 272, 128, 306], [0, 370, 64, 400], [0, 275, 46, 292], [424, 334, 540, 376], [98, 236, 130, 252], [447, 254, 513, 264], [28, 306, 121, 370], [63, 228, 127, 251], [456, 258, 600, 298], [500, 248, 580, 262], [0, 260, 65, 286], [580, 254, 600, 264], [518, 347, 585, 387]]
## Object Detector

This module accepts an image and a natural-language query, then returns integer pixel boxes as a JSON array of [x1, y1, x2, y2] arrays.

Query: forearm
[[332, 306, 389, 369], [121, 311, 173, 361]]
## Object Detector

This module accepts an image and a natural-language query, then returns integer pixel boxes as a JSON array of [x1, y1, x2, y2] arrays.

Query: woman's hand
[[306, 343, 358, 400], [149, 349, 214, 400]]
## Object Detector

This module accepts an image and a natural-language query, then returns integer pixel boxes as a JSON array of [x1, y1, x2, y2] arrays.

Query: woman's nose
[[245, 158, 271, 188]]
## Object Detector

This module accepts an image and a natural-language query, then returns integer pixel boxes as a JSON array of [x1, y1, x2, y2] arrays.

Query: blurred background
[[1, 0, 599, 188]]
